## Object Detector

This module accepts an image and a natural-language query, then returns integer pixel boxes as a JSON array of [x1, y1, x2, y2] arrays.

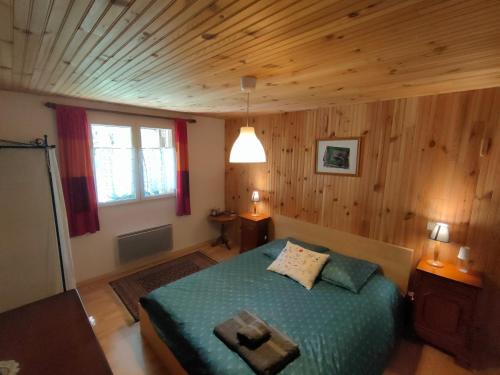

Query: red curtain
[[56, 105, 100, 237], [175, 119, 191, 216]]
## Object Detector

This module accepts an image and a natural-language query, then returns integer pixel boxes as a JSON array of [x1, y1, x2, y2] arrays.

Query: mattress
[[140, 240, 401, 375]]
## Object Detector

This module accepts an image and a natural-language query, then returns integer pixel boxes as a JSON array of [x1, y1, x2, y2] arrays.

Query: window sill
[[98, 193, 176, 208]]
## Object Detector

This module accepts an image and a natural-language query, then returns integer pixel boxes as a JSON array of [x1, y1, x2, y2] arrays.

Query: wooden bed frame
[[272, 215, 414, 293], [140, 215, 414, 373], [139, 305, 187, 374]]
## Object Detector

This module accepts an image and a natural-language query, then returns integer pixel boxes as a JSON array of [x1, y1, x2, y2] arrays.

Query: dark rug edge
[[109, 251, 218, 322]]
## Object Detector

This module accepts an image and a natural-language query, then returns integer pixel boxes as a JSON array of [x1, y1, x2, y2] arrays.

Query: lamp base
[[252, 202, 258, 216], [427, 259, 444, 268]]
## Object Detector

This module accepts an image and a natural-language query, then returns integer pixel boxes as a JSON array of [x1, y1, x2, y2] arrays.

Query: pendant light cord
[[246, 91, 250, 127]]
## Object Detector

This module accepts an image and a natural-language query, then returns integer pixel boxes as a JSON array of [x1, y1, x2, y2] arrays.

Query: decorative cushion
[[262, 237, 329, 259], [320, 251, 379, 293], [267, 241, 330, 290]]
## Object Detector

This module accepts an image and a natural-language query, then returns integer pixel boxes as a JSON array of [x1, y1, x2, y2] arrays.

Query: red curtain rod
[[44, 102, 197, 123]]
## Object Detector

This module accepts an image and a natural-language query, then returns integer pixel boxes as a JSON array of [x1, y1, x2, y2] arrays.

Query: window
[[91, 124, 175, 205], [140, 127, 176, 197]]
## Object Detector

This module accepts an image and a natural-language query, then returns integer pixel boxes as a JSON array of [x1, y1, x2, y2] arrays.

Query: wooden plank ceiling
[[0, 0, 499, 115]]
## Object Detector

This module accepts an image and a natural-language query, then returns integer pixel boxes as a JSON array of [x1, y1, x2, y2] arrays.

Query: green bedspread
[[140, 240, 401, 375]]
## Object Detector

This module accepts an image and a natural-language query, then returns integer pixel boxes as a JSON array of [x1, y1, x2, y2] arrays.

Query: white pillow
[[267, 241, 329, 290]]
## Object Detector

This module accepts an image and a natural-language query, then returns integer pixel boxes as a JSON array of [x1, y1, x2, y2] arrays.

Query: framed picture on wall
[[315, 137, 361, 176]]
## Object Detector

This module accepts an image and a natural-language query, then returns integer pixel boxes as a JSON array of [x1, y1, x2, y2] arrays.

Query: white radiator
[[117, 224, 173, 263]]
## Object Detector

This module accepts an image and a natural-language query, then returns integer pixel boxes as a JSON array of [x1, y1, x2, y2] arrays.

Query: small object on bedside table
[[427, 222, 449, 268], [457, 246, 470, 273], [250, 190, 260, 216], [239, 213, 270, 253], [208, 213, 238, 250], [414, 258, 483, 367]]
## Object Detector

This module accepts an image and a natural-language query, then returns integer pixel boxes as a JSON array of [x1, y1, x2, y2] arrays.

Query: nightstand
[[239, 213, 270, 253], [414, 258, 483, 367]]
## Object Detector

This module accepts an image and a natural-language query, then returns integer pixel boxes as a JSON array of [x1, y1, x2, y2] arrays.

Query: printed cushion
[[267, 241, 330, 290], [320, 251, 379, 293], [262, 237, 329, 259]]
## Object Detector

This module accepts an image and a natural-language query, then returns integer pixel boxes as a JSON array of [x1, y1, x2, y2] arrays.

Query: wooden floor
[[78, 244, 495, 375]]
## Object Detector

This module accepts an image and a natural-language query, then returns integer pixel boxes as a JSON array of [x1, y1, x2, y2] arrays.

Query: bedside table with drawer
[[414, 258, 483, 367], [239, 213, 270, 253]]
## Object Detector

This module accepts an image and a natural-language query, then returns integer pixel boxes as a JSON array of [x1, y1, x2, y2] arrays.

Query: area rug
[[110, 251, 217, 321]]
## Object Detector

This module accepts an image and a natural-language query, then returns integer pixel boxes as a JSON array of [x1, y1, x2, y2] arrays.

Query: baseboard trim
[[76, 240, 213, 288]]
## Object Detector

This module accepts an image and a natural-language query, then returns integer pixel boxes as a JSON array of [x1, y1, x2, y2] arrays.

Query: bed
[[139, 215, 414, 375]]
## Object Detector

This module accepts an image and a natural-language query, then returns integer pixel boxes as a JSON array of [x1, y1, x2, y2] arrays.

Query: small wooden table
[[0, 290, 112, 375], [208, 213, 238, 249]]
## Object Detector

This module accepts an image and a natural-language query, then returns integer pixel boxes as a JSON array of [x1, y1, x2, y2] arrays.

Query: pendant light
[[229, 76, 266, 163]]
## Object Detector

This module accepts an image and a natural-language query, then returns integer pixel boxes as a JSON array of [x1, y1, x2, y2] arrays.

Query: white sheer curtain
[[140, 127, 176, 197], [49, 148, 76, 290]]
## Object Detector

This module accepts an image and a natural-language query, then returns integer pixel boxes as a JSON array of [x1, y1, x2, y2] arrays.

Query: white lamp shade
[[251, 190, 260, 202], [458, 246, 470, 261], [430, 222, 450, 243], [229, 127, 266, 163]]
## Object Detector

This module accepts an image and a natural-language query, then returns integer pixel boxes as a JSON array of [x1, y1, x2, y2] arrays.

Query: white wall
[[0, 90, 225, 282]]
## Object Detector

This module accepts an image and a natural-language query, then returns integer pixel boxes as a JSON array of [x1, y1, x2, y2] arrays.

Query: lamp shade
[[458, 246, 470, 261], [251, 190, 260, 202], [229, 127, 266, 163], [430, 222, 450, 243]]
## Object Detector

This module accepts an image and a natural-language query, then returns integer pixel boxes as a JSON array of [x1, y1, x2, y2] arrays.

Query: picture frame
[[315, 137, 362, 176]]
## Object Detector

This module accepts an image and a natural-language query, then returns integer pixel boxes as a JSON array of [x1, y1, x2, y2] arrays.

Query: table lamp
[[427, 222, 449, 268], [457, 246, 470, 273], [251, 190, 260, 216]]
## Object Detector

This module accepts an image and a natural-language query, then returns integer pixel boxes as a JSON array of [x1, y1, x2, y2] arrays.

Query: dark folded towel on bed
[[214, 310, 299, 375], [237, 319, 271, 348]]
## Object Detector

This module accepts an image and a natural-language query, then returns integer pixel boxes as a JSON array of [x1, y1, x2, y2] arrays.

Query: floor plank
[[78, 244, 488, 375]]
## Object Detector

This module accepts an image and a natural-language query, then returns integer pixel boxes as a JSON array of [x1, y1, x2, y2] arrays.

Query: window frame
[[90, 122, 176, 207]]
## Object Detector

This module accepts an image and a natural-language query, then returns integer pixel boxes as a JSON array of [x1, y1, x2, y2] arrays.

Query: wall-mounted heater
[[117, 224, 173, 263]]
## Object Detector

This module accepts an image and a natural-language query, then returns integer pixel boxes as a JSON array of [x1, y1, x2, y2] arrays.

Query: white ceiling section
[[0, 0, 499, 115]]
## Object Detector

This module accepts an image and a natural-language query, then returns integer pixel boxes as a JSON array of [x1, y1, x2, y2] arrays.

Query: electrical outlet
[[426, 221, 436, 231]]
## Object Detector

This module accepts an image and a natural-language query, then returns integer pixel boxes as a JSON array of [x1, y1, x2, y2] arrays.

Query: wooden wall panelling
[[80, 0, 244, 97], [122, 0, 499, 112], [84, 0, 300, 98], [29, 0, 72, 89], [1, 1, 499, 114], [38, 0, 113, 90], [0, 0, 13, 86], [152, 0, 499, 110], [226, 89, 498, 270], [16, 0, 50, 88], [51, 0, 153, 92], [464, 89, 500, 361], [225, 86, 500, 361], [90, 0, 387, 100], [12, 0, 32, 86], [59, 0, 174, 93], [32, 0, 93, 91]]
